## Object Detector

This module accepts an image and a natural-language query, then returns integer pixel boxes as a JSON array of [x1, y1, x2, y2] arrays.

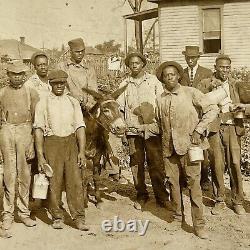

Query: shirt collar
[[163, 83, 181, 95], [66, 58, 88, 69], [128, 72, 150, 85]]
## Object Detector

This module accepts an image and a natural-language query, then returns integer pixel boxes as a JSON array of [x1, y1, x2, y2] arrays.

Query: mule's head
[[82, 85, 127, 137]]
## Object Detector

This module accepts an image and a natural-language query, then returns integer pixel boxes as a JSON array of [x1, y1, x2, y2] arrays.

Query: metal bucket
[[32, 174, 49, 200], [205, 87, 227, 105], [234, 111, 245, 119], [188, 146, 204, 163]]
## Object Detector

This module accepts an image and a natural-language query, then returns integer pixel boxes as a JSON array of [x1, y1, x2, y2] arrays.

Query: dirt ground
[[0, 169, 250, 250]]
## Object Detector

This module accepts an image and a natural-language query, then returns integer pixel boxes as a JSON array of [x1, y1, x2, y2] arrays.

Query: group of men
[[0, 38, 249, 240]]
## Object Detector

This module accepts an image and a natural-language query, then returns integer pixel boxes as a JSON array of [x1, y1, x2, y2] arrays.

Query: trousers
[[128, 135, 169, 202], [164, 152, 205, 229], [0, 123, 33, 219], [44, 134, 85, 221]]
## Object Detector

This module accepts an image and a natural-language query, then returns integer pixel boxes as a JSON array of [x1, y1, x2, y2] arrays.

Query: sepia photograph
[[0, 0, 250, 249]]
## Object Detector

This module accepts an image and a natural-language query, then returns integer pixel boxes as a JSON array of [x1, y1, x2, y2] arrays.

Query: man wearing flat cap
[[198, 55, 247, 216], [0, 61, 39, 231], [182, 46, 213, 190], [34, 69, 88, 231], [118, 52, 169, 210], [26, 51, 50, 98], [155, 61, 218, 239], [57, 38, 98, 111]]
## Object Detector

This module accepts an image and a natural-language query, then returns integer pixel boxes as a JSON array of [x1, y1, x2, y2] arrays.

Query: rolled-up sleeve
[[73, 99, 86, 130], [33, 100, 46, 132]]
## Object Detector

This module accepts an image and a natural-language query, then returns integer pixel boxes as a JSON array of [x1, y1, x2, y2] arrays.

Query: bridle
[[84, 99, 123, 136]]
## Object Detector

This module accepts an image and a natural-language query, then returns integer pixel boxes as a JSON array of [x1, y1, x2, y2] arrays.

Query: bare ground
[[0, 170, 250, 250]]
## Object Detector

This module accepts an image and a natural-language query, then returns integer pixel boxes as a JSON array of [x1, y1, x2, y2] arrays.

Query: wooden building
[[148, 0, 250, 69]]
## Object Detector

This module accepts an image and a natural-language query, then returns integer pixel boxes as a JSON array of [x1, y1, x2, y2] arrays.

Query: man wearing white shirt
[[34, 69, 89, 231]]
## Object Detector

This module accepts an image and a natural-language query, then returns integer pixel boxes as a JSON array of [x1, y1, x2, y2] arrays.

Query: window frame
[[199, 4, 224, 56]]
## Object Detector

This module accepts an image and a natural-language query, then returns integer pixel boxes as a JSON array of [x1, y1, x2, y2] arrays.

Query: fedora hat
[[156, 61, 184, 82], [124, 52, 147, 67], [182, 46, 202, 57]]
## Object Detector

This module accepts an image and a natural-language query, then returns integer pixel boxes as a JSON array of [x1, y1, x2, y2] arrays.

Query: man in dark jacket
[[198, 54, 246, 215], [181, 46, 213, 190]]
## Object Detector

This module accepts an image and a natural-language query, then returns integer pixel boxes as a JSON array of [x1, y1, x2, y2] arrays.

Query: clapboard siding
[[158, 0, 250, 70], [223, 2, 250, 68]]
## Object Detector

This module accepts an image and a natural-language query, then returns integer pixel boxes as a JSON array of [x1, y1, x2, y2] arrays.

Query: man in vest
[[0, 61, 39, 231], [181, 46, 213, 191]]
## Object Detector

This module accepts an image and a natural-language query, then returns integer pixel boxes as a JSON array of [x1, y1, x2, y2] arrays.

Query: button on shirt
[[57, 59, 98, 108], [25, 74, 51, 99], [118, 73, 164, 130], [34, 92, 85, 137], [156, 84, 218, 157]]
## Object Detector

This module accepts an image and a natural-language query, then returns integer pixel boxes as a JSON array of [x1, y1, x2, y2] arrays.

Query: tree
[[95, 40, 121, 55]]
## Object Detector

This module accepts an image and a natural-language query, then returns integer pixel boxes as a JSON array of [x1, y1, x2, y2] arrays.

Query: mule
[[81, 84, 127, 208]]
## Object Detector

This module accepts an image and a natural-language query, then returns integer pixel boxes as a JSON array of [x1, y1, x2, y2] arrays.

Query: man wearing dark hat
[[0, 61, 39, 230], [155, 61, 218, 239], [198, 55, 246, 215], [182, 46, 213, 88], [57, 38, 97, 110], [181, 46, 213, 190], [34, 69, 88, 231], [118, 52, 169, 210], [26, 51, 50, 98]]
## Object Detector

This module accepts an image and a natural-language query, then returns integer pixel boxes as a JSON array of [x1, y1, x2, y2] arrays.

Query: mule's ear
[[111, 84, 128, 100], [82, 87, 103, 101]]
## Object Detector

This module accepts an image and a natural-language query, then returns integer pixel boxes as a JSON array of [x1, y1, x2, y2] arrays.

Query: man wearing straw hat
[[182, 46, 213, 191], [155, 61, 218, 239], [0, 61, 39, 231]]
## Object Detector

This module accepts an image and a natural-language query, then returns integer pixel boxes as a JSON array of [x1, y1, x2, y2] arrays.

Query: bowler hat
[[182, 46, 202, 57], [7, 61, 29, 73], [48, 70, 68, 83], [124, 52, 147, 67], [31, 51, 48, 65], [156, 61, 184, 82], [68, 38, 85, 51]]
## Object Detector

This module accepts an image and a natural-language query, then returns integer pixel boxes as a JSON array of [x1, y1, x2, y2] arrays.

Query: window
[[202, 8, 222, 54]]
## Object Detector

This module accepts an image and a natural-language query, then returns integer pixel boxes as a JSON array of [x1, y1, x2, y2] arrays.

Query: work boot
[[20, 217, 37, 227], [2, 217, 14, 230], [52, 219, 64, 229], [75, 219, 89, 231], [233, 205, 246, 215], [195, 228, 208, 239], [0, 228, 12, 239], [211, 201, 226, 215]]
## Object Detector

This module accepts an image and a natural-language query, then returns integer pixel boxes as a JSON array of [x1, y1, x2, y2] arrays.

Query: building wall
[[158, 0, 250, 70]]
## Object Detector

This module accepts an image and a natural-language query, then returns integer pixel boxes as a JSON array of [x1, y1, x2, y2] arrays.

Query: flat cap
[[48, 70, 68, 83], [31, 51, 48, 65], [215, 54, 231, 64], [124, 52, 147, 67], [156, 61, 184, 82], [68, 38, 85, 51], [7, 61, 29, 73]]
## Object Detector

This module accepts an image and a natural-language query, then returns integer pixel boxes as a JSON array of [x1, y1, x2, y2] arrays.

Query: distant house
[[148, 0, 250, 69], [0, 37, 39, 63]]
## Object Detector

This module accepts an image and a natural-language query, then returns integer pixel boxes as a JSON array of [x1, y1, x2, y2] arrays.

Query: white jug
[[32, 174, 49, 199], [188, 146, 204, 163], [205, 86, 227, 105]]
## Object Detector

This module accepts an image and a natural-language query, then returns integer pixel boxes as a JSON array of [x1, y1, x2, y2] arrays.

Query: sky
[[0, 0, 155, 50]]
